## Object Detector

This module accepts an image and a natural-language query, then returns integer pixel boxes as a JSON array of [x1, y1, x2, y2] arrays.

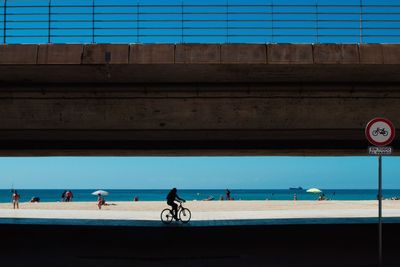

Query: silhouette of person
[[226, 189, 231, 200], [97, 193, 105, 209], [166, 188, 185, 220], [12, 190, 20, 209], [65, 190, 73, 202], [61, 191, 67, 202]]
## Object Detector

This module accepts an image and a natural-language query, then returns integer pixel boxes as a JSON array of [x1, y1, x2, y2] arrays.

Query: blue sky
[[1, 0, 399, 44], [0, 156, 399, 189]]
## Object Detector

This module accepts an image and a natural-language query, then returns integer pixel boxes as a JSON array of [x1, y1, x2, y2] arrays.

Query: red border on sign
[[365, 117, 396, 146]]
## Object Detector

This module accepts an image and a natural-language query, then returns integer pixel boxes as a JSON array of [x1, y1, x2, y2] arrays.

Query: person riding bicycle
[[166, 188, 185, 220]]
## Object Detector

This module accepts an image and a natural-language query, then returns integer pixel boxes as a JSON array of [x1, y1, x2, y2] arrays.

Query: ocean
[[0, 189, 398, 203]]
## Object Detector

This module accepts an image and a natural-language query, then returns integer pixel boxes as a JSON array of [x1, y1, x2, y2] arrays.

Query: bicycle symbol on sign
[[372, 127, 389, 137]]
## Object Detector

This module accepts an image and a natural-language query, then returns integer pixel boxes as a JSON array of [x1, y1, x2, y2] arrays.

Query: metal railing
[[1, 0, 400, 44]]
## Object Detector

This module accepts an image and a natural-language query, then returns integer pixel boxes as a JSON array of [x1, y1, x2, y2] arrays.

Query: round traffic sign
[[365, 118, 395, 146]]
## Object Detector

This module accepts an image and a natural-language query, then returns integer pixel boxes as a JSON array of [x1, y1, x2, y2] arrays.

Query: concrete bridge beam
[[0, 44, 398, 155]]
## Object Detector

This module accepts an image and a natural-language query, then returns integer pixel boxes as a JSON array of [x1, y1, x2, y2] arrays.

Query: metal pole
[[92, 0, 95, 43], [48, 0, 51, 43], [136, 0, 139, 43], [3, 0, 6, 44], [315, 0, 318, 43], [181, 0, 183, 43], [271, 0, 274, 43], [226, 0, 228, 43], [360, 0, 363, 44], [378, 155, 383, 267]]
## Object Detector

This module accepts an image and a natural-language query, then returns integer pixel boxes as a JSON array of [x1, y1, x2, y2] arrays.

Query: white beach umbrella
[[91, 190, 109, 196], [306, 188, 322, 194]]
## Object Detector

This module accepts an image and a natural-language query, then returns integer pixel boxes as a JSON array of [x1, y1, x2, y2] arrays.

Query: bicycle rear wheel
[[179, 208, 191, 223], [161, 208, 174, 224]]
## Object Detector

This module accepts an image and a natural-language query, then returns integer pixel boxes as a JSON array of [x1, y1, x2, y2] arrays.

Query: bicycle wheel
[[179, 208, 191, 223], [161, 208, 174, 224]]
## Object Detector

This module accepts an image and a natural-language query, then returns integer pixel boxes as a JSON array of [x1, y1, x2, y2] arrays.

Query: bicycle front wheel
[[161, 208, 174, 224], [179, 208, 191, 223]]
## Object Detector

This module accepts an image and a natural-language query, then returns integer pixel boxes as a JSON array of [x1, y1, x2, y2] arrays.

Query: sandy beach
[[0, 200, 399, 221]]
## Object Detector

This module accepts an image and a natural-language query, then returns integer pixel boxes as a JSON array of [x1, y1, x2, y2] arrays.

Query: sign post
[[365, 117, 395, 267]]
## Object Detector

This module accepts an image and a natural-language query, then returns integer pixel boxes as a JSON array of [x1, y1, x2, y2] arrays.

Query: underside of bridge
[[0, 43, 399, 156]]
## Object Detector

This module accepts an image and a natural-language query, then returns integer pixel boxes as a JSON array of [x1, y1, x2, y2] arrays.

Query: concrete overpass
[[0, 43, 399, 156]]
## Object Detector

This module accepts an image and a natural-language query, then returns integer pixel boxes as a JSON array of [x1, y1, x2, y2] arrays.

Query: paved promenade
[[1, 200, 400, 226]]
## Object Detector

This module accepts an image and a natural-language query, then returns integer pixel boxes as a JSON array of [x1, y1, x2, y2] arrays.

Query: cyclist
[[166, 188, 185, 220]]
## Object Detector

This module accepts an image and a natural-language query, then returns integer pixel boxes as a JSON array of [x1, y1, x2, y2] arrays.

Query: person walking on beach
[[65, 190, 73, 202], [226, 189, 231, 200], [166, 188, 185, 220], [293, 193, 297, 201], [97, 193, 105, 209], [61, 191, 67, 202], [12, 190, 20, 209]]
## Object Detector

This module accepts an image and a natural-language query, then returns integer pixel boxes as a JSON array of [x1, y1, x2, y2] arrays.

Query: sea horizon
[[1, 188, 398, 203]]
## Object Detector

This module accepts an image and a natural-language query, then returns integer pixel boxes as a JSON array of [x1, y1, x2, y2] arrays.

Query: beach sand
[[0, 199, 392, 211], [0, 200, 399, 221]]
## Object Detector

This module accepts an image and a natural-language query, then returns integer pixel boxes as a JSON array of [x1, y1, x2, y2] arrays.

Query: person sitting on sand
[[30, 196, 40, 203], [11, 190, 20, 209], [166, 188, 185, 220], [318, 193, 328, 201]]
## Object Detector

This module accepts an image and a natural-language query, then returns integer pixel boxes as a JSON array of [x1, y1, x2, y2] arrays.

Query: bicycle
[[161, 201, 191, 224], [372, 127, 388, 136]]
